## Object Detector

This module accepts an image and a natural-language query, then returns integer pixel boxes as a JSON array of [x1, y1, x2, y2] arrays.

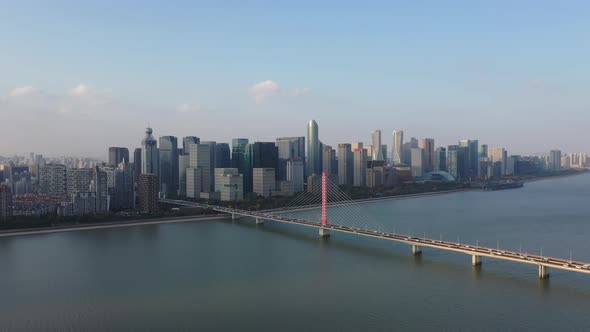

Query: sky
[[1, 1, 589, 158]]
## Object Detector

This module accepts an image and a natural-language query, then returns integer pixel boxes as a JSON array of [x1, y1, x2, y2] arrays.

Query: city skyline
[[1, 2, 590, 156]]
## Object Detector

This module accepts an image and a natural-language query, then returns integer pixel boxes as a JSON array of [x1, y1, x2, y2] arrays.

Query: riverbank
[[0, 214, 227, 238], [519, 170, 587, 183]]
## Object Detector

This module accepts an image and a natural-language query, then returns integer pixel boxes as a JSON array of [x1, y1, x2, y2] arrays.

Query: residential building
[[39, 164, 67, 199], [138, 174, 159, 213], [549, 150, 562, 171], [0, 184, 12, 222]]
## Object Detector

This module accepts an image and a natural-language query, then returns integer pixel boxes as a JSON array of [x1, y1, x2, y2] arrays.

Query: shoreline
[[0, 214, 227, 238], [1, 171, 583, 237]]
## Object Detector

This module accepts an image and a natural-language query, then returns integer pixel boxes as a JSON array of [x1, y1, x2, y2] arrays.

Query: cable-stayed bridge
[[161, 172, 590, 279]]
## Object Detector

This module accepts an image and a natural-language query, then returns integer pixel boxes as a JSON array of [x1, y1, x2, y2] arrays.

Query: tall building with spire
[[371, 130, 383, 161], [392, 130, 404, 164], [306, 120, 320, 176], [141, 127, 159, 175]]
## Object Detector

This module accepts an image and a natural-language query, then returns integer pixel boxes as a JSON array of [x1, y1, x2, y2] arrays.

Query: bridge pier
[[255, 218, 264, 225], [319, 228, 330, 238], [411, 245, 422, 255], [472, 255, 482, 266], [539, 265, 550, 279]]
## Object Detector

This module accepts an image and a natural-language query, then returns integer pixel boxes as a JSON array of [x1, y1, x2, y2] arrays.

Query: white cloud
[[290, 87, 311, 97], [8, 86, 40, 98], [248, 80, 280, 103], [4, 83, 113, 115], [69, 83, 92, 96], [176, 103, 201, 113]]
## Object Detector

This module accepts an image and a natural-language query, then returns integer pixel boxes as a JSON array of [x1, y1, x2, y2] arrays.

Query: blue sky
[[1, 1, 589, 157]]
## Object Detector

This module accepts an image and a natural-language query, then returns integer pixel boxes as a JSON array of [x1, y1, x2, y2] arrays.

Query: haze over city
[[2, 1, 590, 157]]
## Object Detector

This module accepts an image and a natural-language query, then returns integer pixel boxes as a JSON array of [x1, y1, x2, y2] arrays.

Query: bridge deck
[[161, 199, 590, 276]]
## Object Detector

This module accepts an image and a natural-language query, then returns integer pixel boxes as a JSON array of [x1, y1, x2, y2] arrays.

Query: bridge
[[161, 172, 590, 279]]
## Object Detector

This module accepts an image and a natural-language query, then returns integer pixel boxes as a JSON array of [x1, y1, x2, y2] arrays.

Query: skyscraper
[[231, 138, 249, 183], [158, 136, 179, 194], [489, 147, 507, 175], [133, 148, 141, 185], [322, 147, 336, 176], [338, 143, 354, 185], [215, 143, 231, 168], [244, 142, 278, 193], [108, 147, 129, 166], [353, 148, 367, 187], [392, 130, 404, 164], [178, 154, 189, 196], [459, 139, 478, 177], [420, 138, 435, 172], [276, 137, 305, 160], [446, 145, 459, 179], [478, 144, 488, 158], [187, 144, 211, 197], [435, 147, 447, 171], [410, 148, 424, 177], [286, 158, 304, 192], [276, 137, 305, 182], [306, 120, 320, 176], [182, 136, 200, 155], [201, 141, 217, 191], [371, 130, 383, 161], [141, 127, 159, 175], [549, 150, 562, 171]]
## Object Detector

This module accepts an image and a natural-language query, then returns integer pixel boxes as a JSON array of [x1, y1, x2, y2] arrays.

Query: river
[[1, 174, 590, 331]]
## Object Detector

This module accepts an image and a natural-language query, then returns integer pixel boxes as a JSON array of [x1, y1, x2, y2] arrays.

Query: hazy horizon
[[2, 1, 589, 157]]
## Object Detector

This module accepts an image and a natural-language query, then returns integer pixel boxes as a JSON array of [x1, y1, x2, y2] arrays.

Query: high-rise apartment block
[[138, 174, 159, 213], [0, 184, 12, 222], [39, 164, 67, 199], [549, 150, 562, 171]]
